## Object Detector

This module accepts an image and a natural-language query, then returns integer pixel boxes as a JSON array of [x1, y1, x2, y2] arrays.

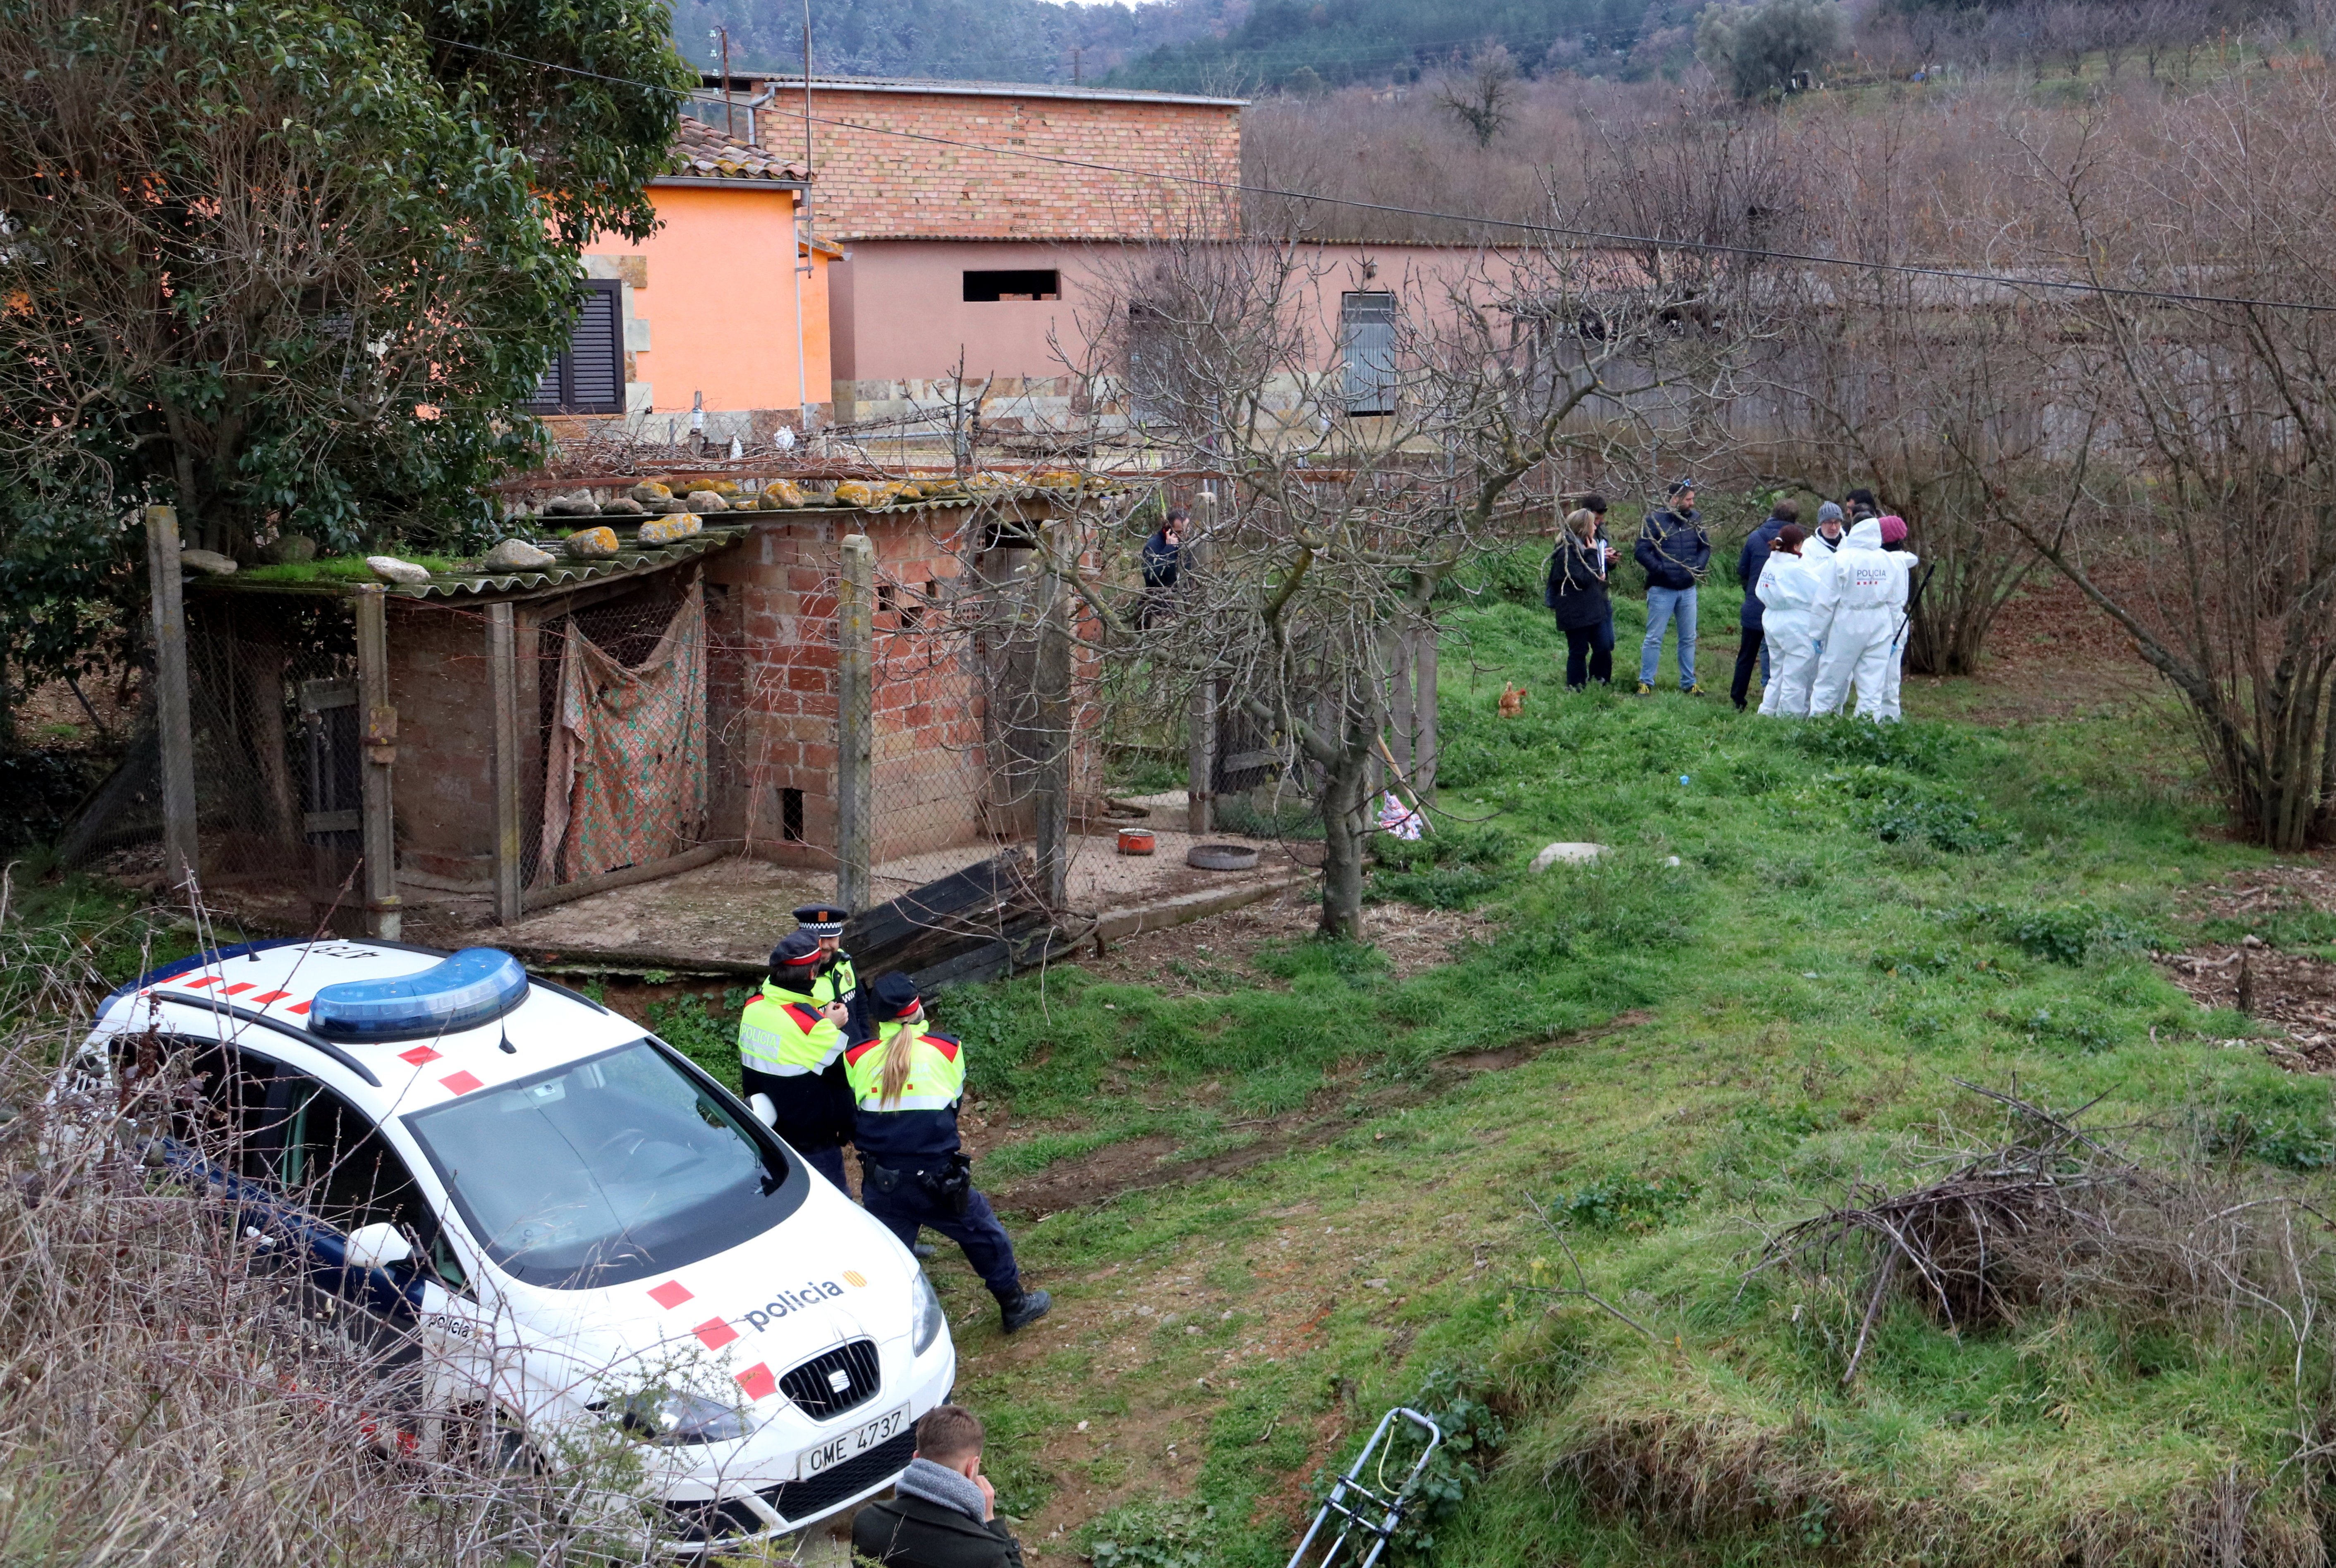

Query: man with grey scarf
[[853, 1405, 1026, 1568]]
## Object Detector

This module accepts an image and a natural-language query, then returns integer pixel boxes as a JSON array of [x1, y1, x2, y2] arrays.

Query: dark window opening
[[901, 579, 934, 629], [525, 279, 626, 415], [876, 583, 897, 618], [964, 269, 1060, 303], [780, 787, 804, 843]]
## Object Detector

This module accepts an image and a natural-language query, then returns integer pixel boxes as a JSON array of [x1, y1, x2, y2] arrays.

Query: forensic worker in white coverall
[[1754, 525, 1824, 717], [1807, 516, 1919, 719], [1877, 515, 1913, 720]]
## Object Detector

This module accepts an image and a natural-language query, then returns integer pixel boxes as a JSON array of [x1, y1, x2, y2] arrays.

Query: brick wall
[[783, 89, 1240, 241]]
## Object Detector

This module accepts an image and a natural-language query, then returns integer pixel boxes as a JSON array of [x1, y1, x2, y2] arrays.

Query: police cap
[[792, 905, 849, 937], [768, 932, 823, 990], [867, 971, 922, 1023]]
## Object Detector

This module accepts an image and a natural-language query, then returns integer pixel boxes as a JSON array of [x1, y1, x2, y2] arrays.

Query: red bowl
[[1118, 828, 1156, 856]]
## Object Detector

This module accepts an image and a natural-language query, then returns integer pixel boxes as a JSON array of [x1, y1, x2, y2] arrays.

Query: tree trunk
[[1317, 741, 1372, 942]]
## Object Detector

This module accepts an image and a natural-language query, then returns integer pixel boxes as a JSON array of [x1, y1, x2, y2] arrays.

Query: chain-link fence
[[68, 595, 363, 933]]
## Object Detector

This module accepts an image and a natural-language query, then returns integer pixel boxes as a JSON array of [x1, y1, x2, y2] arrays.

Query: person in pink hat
[[1878, 514, 1912, 719], [1807, 513, 1919, 719]]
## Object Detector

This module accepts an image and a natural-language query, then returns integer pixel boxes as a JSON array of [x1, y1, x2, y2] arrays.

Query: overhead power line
[[429, 36, 2336, 317]]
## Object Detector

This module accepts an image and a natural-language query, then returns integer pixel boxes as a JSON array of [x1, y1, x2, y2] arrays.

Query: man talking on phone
[[853, 1405, 1027, 1568]]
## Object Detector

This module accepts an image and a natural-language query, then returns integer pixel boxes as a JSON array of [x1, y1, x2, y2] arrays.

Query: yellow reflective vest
[[737, 983, 844, 1076]]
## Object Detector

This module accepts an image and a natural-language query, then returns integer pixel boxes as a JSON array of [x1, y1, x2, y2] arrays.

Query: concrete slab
[[476, 818, 1305, 973]]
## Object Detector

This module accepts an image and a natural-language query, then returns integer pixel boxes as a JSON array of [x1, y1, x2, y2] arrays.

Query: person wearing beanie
[[1730, 497, 1798, 711], [1878, 514, 1912, 719], [1633, 479, 1711, 695], [735, 932, 856, 1189], [845, 973, 1051, 1334], [1807, 514, 1919, 719], [1812, 500, 1846, 553], [1754, 525, 1824, 716], [1546, 494, 1615, 690]]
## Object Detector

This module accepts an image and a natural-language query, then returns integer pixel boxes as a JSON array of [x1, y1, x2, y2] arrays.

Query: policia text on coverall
[[1806, 516, 1920, 720], [848, 973, 1051, 1334], [735, 932, 854, 1190]]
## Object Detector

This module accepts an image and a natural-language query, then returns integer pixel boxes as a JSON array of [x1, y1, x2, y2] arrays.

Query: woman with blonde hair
[[1546, 493, 1615, 691], [847, 973, 1050, 1334]]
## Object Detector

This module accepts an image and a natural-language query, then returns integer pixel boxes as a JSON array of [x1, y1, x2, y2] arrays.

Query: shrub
[[1084, 1497, 1223, 1568], [1954, 901, 2154, 966]]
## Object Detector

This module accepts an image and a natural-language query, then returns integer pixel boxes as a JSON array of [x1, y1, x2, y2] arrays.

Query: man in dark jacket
[[1633, 480, 1711, 695], [1730, 498, 1798, 712], [854, 1405, 1026, 1568], [1137, 509, 1185, 628]]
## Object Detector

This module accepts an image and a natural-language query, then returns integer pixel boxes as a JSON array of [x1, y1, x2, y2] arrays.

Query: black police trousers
[[859, 1157, 1021, 1300], [741, 1064, 850, 1191]]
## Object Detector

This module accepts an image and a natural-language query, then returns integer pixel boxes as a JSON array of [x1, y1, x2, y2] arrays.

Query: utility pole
[[798, 0, 818, 436], [719, 25, 735, 139]]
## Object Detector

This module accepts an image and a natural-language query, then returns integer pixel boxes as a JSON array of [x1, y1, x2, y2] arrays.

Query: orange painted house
[[535, 120, 836, 445]]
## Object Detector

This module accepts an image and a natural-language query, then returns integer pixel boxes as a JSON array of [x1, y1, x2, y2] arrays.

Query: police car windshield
[[404, 1038, 807, 1289]]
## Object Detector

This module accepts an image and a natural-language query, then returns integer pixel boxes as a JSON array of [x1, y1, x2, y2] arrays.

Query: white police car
[[73, 937, 955, 1551]]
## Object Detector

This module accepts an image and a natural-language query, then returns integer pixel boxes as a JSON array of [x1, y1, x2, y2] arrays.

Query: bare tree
[[1998, 81, 2336, 849], [1758, 110, 2075, 676], [1001, 212, 1768, 939], [1434, 45, 1520, 149]]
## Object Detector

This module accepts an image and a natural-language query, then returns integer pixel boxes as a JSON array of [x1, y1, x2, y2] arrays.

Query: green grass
[[241, 553, 463, 584], [907, 588, 2336, 1567]]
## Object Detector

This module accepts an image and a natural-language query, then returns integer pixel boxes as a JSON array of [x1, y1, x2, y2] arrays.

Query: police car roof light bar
[[309, 947, 531, 1042], [1284, 1406, 1443, 1568]]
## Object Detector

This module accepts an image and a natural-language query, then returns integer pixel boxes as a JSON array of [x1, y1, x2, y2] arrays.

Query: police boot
[[996, 1286, 1052, 1334]]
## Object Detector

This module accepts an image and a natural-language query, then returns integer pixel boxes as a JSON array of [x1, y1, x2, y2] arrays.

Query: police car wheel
[[447, 1405, 539, 1478]]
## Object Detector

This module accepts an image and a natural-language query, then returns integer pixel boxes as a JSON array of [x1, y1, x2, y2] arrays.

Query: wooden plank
[[842, 851, 1026, 961], [144, 507, 198, 890], [515, 840, 734, 916], [353, 587, 400, 940], [487, 602, 522, 925]]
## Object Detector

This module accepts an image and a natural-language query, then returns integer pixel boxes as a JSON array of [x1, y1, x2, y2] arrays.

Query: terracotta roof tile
[[664, 120, 808, 185]]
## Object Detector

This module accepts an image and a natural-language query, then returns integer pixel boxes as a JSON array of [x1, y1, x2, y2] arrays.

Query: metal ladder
[[1285, 1406, 1444, 1568]]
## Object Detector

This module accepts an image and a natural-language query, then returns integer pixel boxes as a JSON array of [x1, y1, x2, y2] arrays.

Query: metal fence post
[[353, 587, 400, 940], [836, 533, 875, 911], [487, 602, 522, 926], [143, 506, 199, 892], [1185, 491, 1216, 836]]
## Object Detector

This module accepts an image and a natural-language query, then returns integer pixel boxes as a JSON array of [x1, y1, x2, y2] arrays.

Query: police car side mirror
[[346, 1221, 414, 1273], [748, 1092, 779, 1129]]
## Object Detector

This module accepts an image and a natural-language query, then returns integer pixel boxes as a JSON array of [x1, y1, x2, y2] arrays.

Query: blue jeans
[[1640, 585, 1698, 689]]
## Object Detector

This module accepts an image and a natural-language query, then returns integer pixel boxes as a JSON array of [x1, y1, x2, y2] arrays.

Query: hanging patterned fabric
[[538, 579, 707, 884]]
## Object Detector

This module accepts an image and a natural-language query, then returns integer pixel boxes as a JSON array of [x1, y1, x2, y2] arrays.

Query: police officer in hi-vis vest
[[846, 973, 1051, 1334], [736, 932, 854, 1189], [793, 904, 863, 1042]]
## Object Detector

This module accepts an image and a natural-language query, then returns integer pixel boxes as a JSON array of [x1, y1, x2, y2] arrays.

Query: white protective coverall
[[1807, 519, 1918, 719], [1754, 547, 1824, 717]]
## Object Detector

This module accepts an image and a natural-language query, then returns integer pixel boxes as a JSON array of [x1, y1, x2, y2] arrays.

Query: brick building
[[177, 489, 1102, 932], [685, 75, 1244, 430]]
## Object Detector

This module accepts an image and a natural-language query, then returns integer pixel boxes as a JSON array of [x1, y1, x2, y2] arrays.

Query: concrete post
[[1185, 490, 1216, 836], [143, 506, 199, 892], [1033, 521, 1072, 909], [835, 533, 875, 911], [353, 587, 400, 939], [487, 602, 522, 926], [1414, 625, 1438, 804]]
